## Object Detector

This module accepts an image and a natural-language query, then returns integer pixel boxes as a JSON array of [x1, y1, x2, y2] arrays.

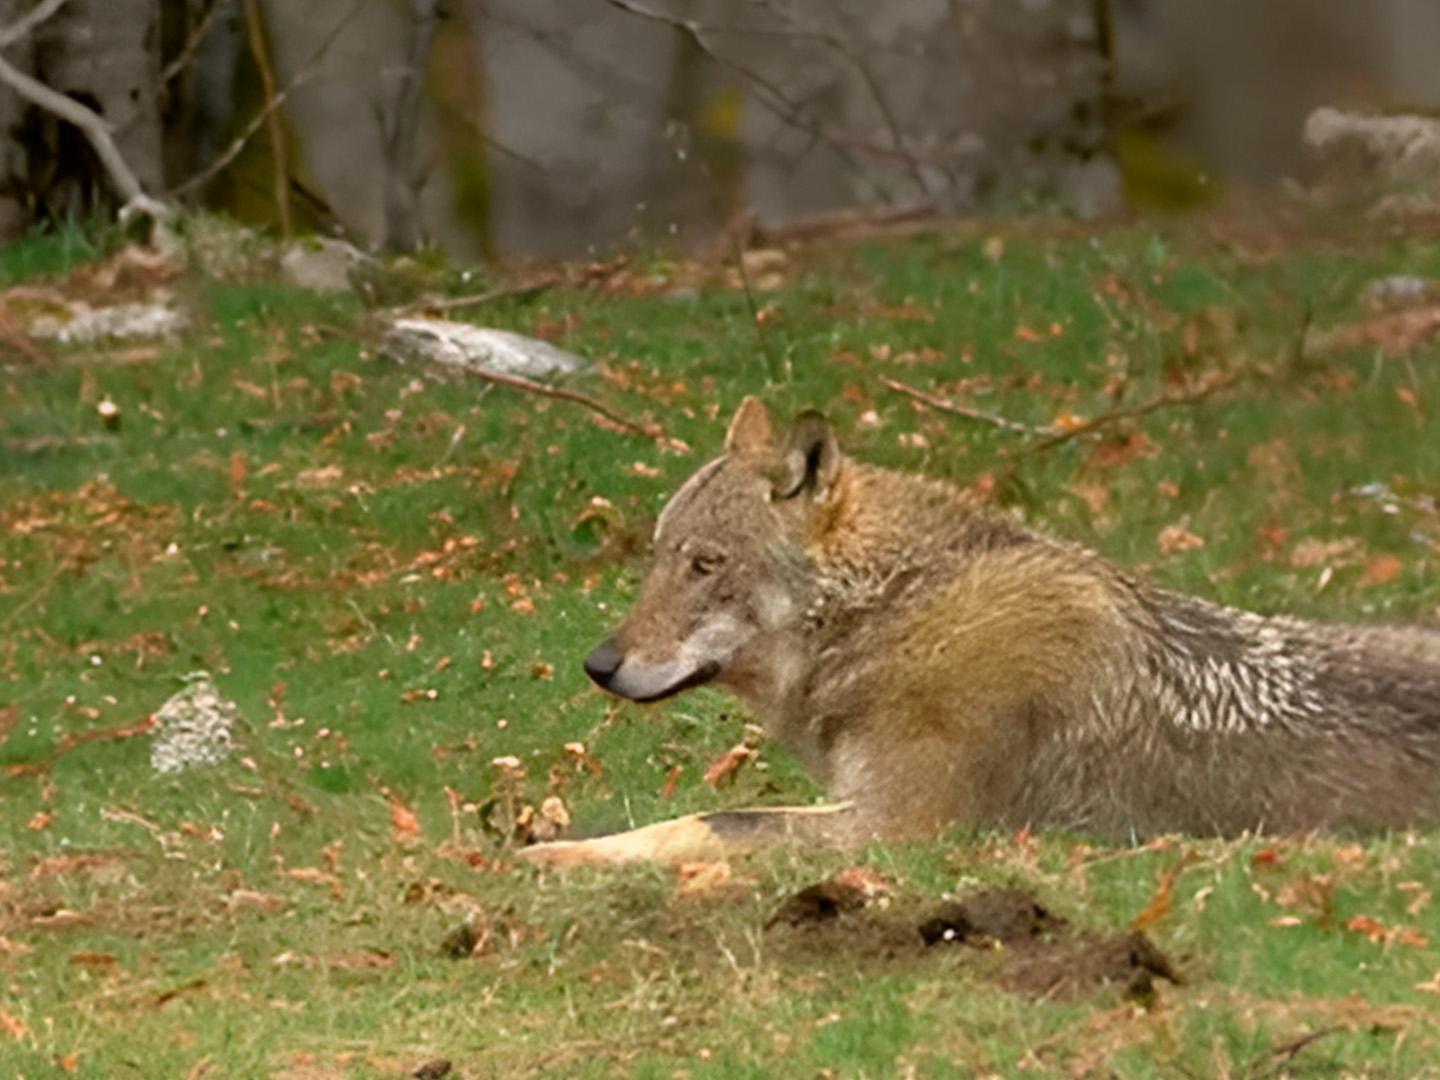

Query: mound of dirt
[[917, 887, 1063, 946], [766, 877, 875, 927], [767, 879, 1181, 1003]]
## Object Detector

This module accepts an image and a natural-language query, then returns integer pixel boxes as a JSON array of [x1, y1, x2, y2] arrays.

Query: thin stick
[[0, 562, 66, 631], [881, 377, 1056, 436], [172, 0, 364, 197], [597, 0, 891, 204], [1023, 371, 1243, 456], [161, 0, 230, 85], [423, 274, 561, 312], [1248, 1025, 1344, 1080], [0, 0, 66, 47], [750, 0, 931, 196], [438, 362, 664, 441], [171, 74, 310, 197], [727, 227, 780, 383], [240, 0, 291, 237]]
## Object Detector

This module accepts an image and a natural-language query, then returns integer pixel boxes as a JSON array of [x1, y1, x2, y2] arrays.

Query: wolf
[[521, 398, 1440, 866]]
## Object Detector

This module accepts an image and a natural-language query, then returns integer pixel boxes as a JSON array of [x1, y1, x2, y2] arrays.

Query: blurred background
[[2, 0, 1438, 257]]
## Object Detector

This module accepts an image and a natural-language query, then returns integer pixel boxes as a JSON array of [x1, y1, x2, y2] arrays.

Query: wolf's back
[[801, 463, 1440, 837]]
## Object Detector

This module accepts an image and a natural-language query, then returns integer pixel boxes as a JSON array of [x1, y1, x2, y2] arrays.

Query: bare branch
[[1022, 371, 1245, 456], [749, 0, 931, 195], [881, 377, 1056, 437], [0, 43, 154, 207], [596, 0, 893, 205], [888, 364, 1250, 455], [162, 0, 231, 87], [437, 362, 665, 442], [171, 75, 309, 197], [0, 0, 66, 48], [172, 0, 365, 198], [420, 274, 561, 313]]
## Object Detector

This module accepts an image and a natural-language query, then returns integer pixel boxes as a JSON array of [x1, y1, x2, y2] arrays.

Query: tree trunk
[[0, 0, 36, 235], [37, 0, 164, 208]]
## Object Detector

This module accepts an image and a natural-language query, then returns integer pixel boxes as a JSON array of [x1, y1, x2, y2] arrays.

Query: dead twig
[[406, 255, 631, 316], [440, 364, 665, 442], [161, 0, 231, 86], [240, 0, 291, 237], [0, 561, 67, 631], [422, 274, 562, 313], [1247, 1025, 1344, 1080], [173, 0, 365, 197], [171, 75, 310, 197], [1022, 370, 1245, 456], [749, 0, 931, 196], [886, 365, 1249, 455], [0, 0, 66, 47], [1, 715, 157, 778], [728, 227, 780, 383], [881, 377, 1057, 437], [596, 0, 891, 204]]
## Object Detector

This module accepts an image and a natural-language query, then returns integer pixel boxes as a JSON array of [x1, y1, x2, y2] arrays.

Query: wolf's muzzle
[[584, 637, 625, 689], [583, 635, 722, 702]]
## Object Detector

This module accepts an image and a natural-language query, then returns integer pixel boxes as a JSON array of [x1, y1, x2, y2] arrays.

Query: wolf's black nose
[[584, 637, 624, 688]]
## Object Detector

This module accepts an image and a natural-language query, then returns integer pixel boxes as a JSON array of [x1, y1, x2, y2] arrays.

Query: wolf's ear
[[772, 410, 840, 500], [725, 396, 778, 460]]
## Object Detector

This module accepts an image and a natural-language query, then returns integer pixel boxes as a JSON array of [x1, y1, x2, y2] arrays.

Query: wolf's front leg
[[518, 803, 858, 868]]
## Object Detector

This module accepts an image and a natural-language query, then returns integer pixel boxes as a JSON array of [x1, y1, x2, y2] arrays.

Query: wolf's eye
[[690, 552, 725, 576]]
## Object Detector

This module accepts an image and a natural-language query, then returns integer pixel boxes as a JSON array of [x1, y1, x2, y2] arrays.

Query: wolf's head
[[584, 397, 840, 704]]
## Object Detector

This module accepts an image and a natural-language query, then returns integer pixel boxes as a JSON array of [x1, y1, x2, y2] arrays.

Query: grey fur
[[556, 398, 1440, 862]]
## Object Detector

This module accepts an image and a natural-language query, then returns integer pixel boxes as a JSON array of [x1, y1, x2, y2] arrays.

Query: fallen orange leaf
[[389, 795, 421, 840], [1158, 524, 1205, 555], [703, 744, 756, 787], [1346, 914, 1387, 943], [660, 764, 683, 799], [1132, 857, 1191, 931], [1360, 554, 1403, 588]]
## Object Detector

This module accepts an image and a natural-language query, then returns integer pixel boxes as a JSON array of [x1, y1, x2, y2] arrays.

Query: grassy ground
[[3, 209, 1440, 1078]]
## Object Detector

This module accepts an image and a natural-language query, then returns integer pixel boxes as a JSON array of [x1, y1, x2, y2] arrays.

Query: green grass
[[3, 213, 1440, 1077]]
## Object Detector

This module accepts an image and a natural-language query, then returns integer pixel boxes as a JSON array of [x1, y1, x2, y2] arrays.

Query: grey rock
[[28, 298, 188, 343], [150, 677, 238, 774], [383, 318, 586, 380], [1304, 107, 1440, 186], [280, 236, 374, 293]]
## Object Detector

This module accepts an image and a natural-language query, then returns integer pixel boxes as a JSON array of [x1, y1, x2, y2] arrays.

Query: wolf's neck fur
[[802, 460, 1029, 623]]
